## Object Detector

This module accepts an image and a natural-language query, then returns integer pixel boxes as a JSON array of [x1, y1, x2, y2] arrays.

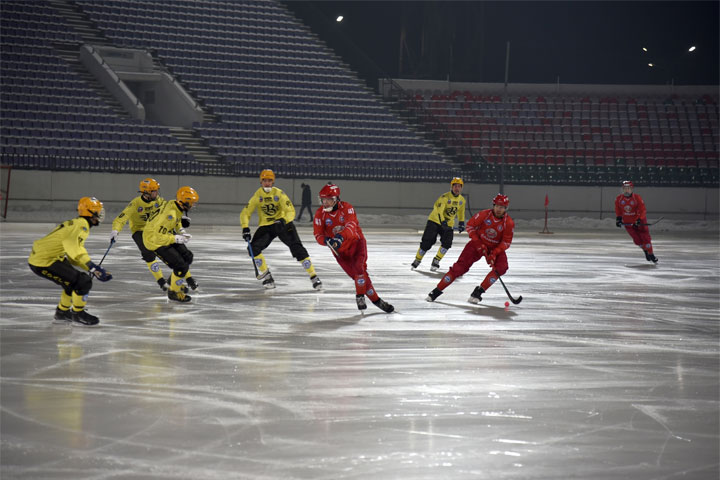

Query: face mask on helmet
[[176, 186, 199, 211], [260, 169, 275, 192], [77, 197, 105, 223], [319, 184, 340, 212]]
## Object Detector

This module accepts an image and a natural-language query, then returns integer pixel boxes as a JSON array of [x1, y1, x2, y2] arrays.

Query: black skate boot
[[356, 294, 367, 311], [311, 275, 323, 290], [430, 258, 441, 272], [426, 288, 443, 302], [372, 298, 394, 313], [186, 276, 198, 290], [468, 286, 485, 304], [157, 277, 169, 292], [53, 307, 72, 324], [257, 270, 275, 289], [168, 288, 191, 303], [644, 251, 658, 263], [410, 259, 421, 270], [71, 309, 99, 326]]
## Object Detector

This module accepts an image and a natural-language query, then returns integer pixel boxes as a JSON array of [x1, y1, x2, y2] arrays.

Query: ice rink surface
[[1, 222, 718, 479]]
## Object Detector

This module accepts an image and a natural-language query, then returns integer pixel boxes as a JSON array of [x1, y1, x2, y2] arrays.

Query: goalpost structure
[[0, 165, 11, 219]]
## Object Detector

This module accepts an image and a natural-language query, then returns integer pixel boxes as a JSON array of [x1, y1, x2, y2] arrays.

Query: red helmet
[[622, 180, 634, 188], [492, 194, 509, 207], [319, 184, 340, 199]]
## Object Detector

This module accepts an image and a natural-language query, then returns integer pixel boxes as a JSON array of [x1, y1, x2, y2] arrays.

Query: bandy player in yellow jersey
[[143, 186, 199, 303], [110, 178, 180, 291], [28, 197, 112, 326], [240, 169, 322, 290], [411, 177, 467, 272]]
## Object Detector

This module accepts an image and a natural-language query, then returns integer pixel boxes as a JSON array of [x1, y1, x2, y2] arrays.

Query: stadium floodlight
[[336, 15, 344, 22], [688, 46, 696, 52], [648, 63, 654, 67], [642, 47, 648, 52]]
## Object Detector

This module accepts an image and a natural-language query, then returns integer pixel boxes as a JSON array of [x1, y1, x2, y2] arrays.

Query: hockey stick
[[622, 216, 664, 227], [246, 240, 260, 277], [497, 276, 522, 304], [97, 238, 115, 267]]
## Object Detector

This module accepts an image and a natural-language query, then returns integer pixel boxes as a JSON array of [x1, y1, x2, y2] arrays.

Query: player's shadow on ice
[[291, 315, 364, 333], [412, 269, 445, 278], [624, 264, 658, 270], [433, 301, 518, 320]]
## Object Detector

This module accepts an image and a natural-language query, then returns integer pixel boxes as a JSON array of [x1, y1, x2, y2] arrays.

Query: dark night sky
[[285, 1, 719, 86]]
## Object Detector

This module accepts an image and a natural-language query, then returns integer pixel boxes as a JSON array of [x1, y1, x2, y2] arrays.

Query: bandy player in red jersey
[[313, 184, 394, 313], [615, 180, 658, 263], [426, 193, 515, 304]]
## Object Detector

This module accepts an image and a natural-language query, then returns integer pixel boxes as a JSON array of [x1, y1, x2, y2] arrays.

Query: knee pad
[[173, 264, 189, 278], [290, 243, 308, 261], [73, 273, 93, 295], [141, 250, 156, 263]]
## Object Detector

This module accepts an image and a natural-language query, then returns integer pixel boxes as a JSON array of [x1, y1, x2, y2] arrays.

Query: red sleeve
[[313, 209, 326, 245], [338, 202, 360, 246], [466, 210, 485, 243], [614, 196, 623, 217], [637, 195, 647, 219], [494, 216, 515, 254]]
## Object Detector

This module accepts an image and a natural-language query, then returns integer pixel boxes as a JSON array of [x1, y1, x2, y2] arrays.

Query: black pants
[[132, 230, 157, 263], [296, 204, 313, 221], [154, 244, 193, 277], [419, 220, 454, 252], [29, 258, 93, 295], [251, 221, 308, 261]]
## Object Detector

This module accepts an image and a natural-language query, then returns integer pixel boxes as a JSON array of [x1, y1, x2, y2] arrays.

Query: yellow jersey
[[142, 200, 184, 251], [239, 186, 295, 228], [427, 192, 467, 227], [111, 195, 165, 234], [28, 217, 93, 269]]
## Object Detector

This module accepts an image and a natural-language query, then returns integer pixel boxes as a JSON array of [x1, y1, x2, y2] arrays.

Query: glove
[[474, 243, 487, 258], [181, 215, 191, 228], [242, 227, 251, 242], [87, 261, 112, 282], [326, 234, 343, 250], [457, 221, 465, 233], [110, 230, 119, 242], [174, 233, 191, 244], [615, 216, 623, 228], [486, 251, 497, 267], [634, 219, 642, 227]]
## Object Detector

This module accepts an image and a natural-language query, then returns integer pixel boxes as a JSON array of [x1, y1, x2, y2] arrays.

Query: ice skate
[[430, 258, 441, 272], [71, 309, 99, 326], [53, 307, 72, 324], [410, 259, 420, 270], [644, 251, 658, 263], [257, 270, 276, 289], [168, 289, 191, 303], [372, 298, 394, 313], [426, 288, 443, 302], [467, 286, 485, 304], [356, 294, 367, 311], [311, 275, 323, 290], [186, 276, 198, 290]]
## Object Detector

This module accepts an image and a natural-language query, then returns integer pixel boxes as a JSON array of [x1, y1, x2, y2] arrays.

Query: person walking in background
[[110, 177, 171, 291], [28, 197, 112, 326], [296, 183, 313, 222], [241, 170, 322, 290], [426, 194, 514, 304], [411, 177, 466, 272], [615, 180, 658, 263], [143, 186, 200, 303], [314, 183, 394, 313]]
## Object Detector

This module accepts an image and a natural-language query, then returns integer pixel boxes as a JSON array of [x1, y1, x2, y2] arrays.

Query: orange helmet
[[176, 186, 199, 209], [77, 196, 105, 222], [451, 177, 464, 187], [260, 169, 275, 182], [139, 177, 160, 193]]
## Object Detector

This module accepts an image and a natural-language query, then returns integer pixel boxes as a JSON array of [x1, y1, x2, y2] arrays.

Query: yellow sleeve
[[239, 193, 260, 228], [143, 203, 179, 250], [427, 194, 446, 224], [111, 200, 135, 232], [62, 219, 92, 268], [458, 195, 467, 222], [280, 190, 296, 223]]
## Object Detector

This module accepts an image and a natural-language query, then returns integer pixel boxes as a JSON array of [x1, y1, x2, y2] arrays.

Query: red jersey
[[313, 201, 363, 254], [466, 209, 514, 254], [615, 193, 647, 223]]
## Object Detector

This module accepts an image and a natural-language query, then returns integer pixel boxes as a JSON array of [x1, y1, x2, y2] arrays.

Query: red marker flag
[[544, 194, 549, 207]]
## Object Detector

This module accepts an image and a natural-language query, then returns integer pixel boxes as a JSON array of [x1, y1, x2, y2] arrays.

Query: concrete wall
[[2, 170, 717, 225]]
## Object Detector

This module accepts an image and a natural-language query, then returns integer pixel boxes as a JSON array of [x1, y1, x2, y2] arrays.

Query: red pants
[[334, 237, 380, 301], [624, 225, 653, 253], [436, 241, 508, 292]]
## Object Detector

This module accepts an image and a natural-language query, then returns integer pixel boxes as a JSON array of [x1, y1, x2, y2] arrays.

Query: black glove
[[326, 234, 343, 250], [242, 227, 251, 242], [634, 218, 642, 227], [457, 221, 465, 233], [615, 216, 623, 228], [181, 215, 191, 228], [87, 261, 112, 282]]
